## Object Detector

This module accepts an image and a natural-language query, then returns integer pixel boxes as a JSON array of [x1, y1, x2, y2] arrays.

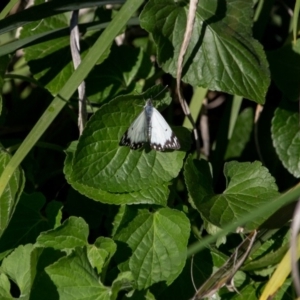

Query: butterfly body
[[120, 99, 180, 151], [144, 99, 153, 141]]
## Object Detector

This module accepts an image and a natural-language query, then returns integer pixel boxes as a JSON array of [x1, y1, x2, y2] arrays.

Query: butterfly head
[[145, 98, 153, 108]]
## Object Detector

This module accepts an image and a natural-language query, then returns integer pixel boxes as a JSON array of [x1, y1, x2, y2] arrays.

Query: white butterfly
[[120, 99, 180, 151]]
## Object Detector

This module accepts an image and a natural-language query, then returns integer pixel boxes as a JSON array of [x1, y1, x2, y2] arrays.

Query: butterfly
[[119, 99, 180, 151]]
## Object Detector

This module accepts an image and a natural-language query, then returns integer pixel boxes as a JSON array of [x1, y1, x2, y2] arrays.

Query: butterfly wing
[[120, 110, 148, 149], [149, 107, 180, 151]]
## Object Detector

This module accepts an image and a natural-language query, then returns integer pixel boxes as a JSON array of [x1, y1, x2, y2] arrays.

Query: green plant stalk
[[187, 183, 300, 257], [253, 0, 264, 22], [0, 0, 125, 35], [228, 94, 242, 139], [183, 86, 207, 129], [293, 0, 300, 43], [0, 0, 144, 199], [5, 74, 42, 87], [0, 0, 19, 20], [0, 18, 140, 57]]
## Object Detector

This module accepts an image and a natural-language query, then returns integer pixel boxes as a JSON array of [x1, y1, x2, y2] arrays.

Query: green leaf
[[184, 158, 214, 212], [0, 193, 49, 254], [204, 221, 226, 247], [111, 205, 129, 236], [87, 246, 107, 275], [87, 237, 116, 274], [87, 45, 154, 103], [224, 282, 261, 300], [0, 20, 121, 57], [0, 0, 119, 36], [67, 86, 187, 205], [20, 13, 72, 94], [45, 248, 111, 300], [71, 90, 182, 192], [271, 100, 300, 178], [64, 141, 171, 205], [20, 5, 143, 98], [225, 108, 254, 160], [45, 200, 63, 229], [30, 248, 65, 300], [36, 217, 88, 249], [114, 207, 190, 289], [184, 157, 279, 230], [0, 0, 145, 205], [1, 244, 34, 298], [0, 273, 13, 300], [271, 279, 293, 300], [140, 0, 270, 103], [111, 271, 134, 300], [0, 147, 25, 237], [243, 228, 289, 271], [267, 40, 300, 101]]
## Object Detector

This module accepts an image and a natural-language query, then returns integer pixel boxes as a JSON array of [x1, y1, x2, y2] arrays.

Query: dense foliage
[[0, 0, 299, 299]]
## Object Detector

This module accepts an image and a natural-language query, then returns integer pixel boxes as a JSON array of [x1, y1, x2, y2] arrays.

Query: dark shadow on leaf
[[157, 1, 188, 65], [113, 205, 140, 236], [267, 44, 300, 101], [28, 46, 72, 87], [9, 279, 20, 298], [113, 240, 132, 266], [277, 97, 299, 113], [149, 249, 214, 300], [0, 193, 49, 254], [260, 204, 294, 230], [87, 44, 153, 103], [182, 1, 227, 77], [30, 248, 64, 300]]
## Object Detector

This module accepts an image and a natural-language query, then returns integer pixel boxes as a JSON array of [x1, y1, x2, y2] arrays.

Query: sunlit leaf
[[140, 0, 270, 103], [114, 207, 190, 289], [46, 248, 111, 300], [271, 99, 300, 178], [184, 157, 279, 230]]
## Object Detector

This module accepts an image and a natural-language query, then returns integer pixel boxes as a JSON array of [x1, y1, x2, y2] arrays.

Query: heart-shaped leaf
[[46, 248, 111, 300], [114, 207, 190, 289], [1, 244, 34, 297], [66, 86, 188, 205], [140, 0, 270, 103], [184, 157, 279, 230]]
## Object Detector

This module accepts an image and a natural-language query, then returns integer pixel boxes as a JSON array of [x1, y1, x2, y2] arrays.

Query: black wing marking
[[149, 107, 180, 151], [150, 131, 180, 151], [119, 109, 148, 150], [119, 130, 144, 149]]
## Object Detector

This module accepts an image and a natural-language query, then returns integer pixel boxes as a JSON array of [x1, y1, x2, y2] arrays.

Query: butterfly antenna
[[134, 85, 169, 98], [152, 85, 169, 99]]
